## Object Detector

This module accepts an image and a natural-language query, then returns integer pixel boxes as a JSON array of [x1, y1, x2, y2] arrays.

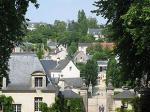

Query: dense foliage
[[93, 0, 150, 87], [106, 57, 123, 88], [77, 60, 98, 86], [93, 0, 150, 111], [87, 44, 111, 60], [0, 95, 13, 112], [40, 92, 85, 112], [0, 0, 38, 82]]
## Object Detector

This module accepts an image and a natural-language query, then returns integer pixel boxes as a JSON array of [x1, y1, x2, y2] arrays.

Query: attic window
[[69, 67, 72, 71], [35, 77, 43, 87]]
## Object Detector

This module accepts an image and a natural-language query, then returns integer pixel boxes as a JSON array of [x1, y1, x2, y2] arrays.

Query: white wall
[[50, 50, 68, 61], [3, 92, 55, 112], [61, 61, 80, 78], [78, 46, 88, 54]]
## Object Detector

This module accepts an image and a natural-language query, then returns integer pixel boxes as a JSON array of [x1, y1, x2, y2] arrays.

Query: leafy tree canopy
[[0, 0, 38, 80]]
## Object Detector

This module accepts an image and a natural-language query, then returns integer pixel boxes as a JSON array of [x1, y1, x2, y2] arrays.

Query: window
[[69, 67, 72, 71], [35, 77, 43, 87], [34, 97, 42, 112], [13, 104, 21, 112], [100, 67, 103, 72]]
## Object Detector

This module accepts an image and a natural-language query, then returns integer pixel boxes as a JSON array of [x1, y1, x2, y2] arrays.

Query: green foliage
[[78, 10, 88, 35], [84, 59, 98, 86], [93, 0, 150, 87], [25, 25, 52, 44], [76, 63, 86, 78], [68, 42, 78, 58], [40, 92, 85, 112], [106, 56, 123, 87], [36, 44, 44, 59], [77, 60, 98, 86], [0, 0, 38, 81], [64, 98, 85, 112], [0, 95, 13, 112], [87, 45, 111, 60]]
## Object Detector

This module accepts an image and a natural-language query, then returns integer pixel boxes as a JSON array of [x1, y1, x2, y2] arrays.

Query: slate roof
[[61, 90, 81, 98], [4, 53, 56, 91], [51, 59, 70, 72], [114, 90, 135, 99], [63, 78, 83, 88], [88, 28, 102, 35], [48, 41, 57, 47], [40, 60, 57, 75], [97, 61, 108, 66]]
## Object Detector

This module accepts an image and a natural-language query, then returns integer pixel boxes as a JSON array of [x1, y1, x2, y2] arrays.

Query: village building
[[78, 43, 92, 54], [1, 53, 56, 112], [87, 28, 104, 40], [49, 44, 68, 61]]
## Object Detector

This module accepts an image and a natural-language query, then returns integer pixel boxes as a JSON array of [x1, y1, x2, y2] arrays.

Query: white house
[[27, 22, 47, 31], [49, 45, 68, 61], [40, 59, 88, 112], [97, 61, 108, 87], [78, 43, 92, 54], [1, 53, 56, 112], [87, 28, 104, 40], [49, 59, 80, 78]]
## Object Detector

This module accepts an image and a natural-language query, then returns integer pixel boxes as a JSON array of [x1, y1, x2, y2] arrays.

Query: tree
[[0, 0, 38, 83], [87, 17, 99, 28], [93, 0, 150, 111], [0, 95, 13, 112], [84, 60, 98, 86], [68, 42, 78, 58], [106, 57, 123, 88], [78, 10, 88, 35]]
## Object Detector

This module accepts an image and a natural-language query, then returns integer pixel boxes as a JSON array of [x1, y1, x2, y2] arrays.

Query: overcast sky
[[26, 0, 107, 24]]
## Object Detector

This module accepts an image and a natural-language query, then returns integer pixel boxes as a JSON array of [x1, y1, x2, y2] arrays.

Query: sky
[[26, 0, 107, 25]]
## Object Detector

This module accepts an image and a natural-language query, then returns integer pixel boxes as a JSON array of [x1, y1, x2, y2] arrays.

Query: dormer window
[[35, 77, 43, 87]]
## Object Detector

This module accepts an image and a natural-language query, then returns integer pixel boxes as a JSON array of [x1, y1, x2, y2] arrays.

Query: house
[[1, 53, 56, 112], [87, 28, 104, 40], [49, 44, 68, 61], [41, 59, 80, 79], [40, 59, 88, 112], [78, 43, 92, 54], [27, 22, 47, 31], [47, 40, 58, 50], [97, 61, 108, 87], [73, 51, 87, 64], [49, 49, 68, 61], [113, 90, 136, 111]]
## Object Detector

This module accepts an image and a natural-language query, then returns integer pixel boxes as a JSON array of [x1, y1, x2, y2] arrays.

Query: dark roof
[[63, 78, 83, 88], [40, 60, 57, 75], [61, 90, 81, 98], [97, 61, 108, 66], [114, 90, 135, 99], [88, 28, 102, 35], [4, 53, 56, 91], [51, 59, 70, 72], [48, 41, 57, 47]]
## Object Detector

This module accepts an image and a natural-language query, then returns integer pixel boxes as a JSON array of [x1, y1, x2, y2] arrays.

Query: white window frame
[[12, 104, 21, 112], [34, 97, 42, 112], [35, 77, 43, 87]]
